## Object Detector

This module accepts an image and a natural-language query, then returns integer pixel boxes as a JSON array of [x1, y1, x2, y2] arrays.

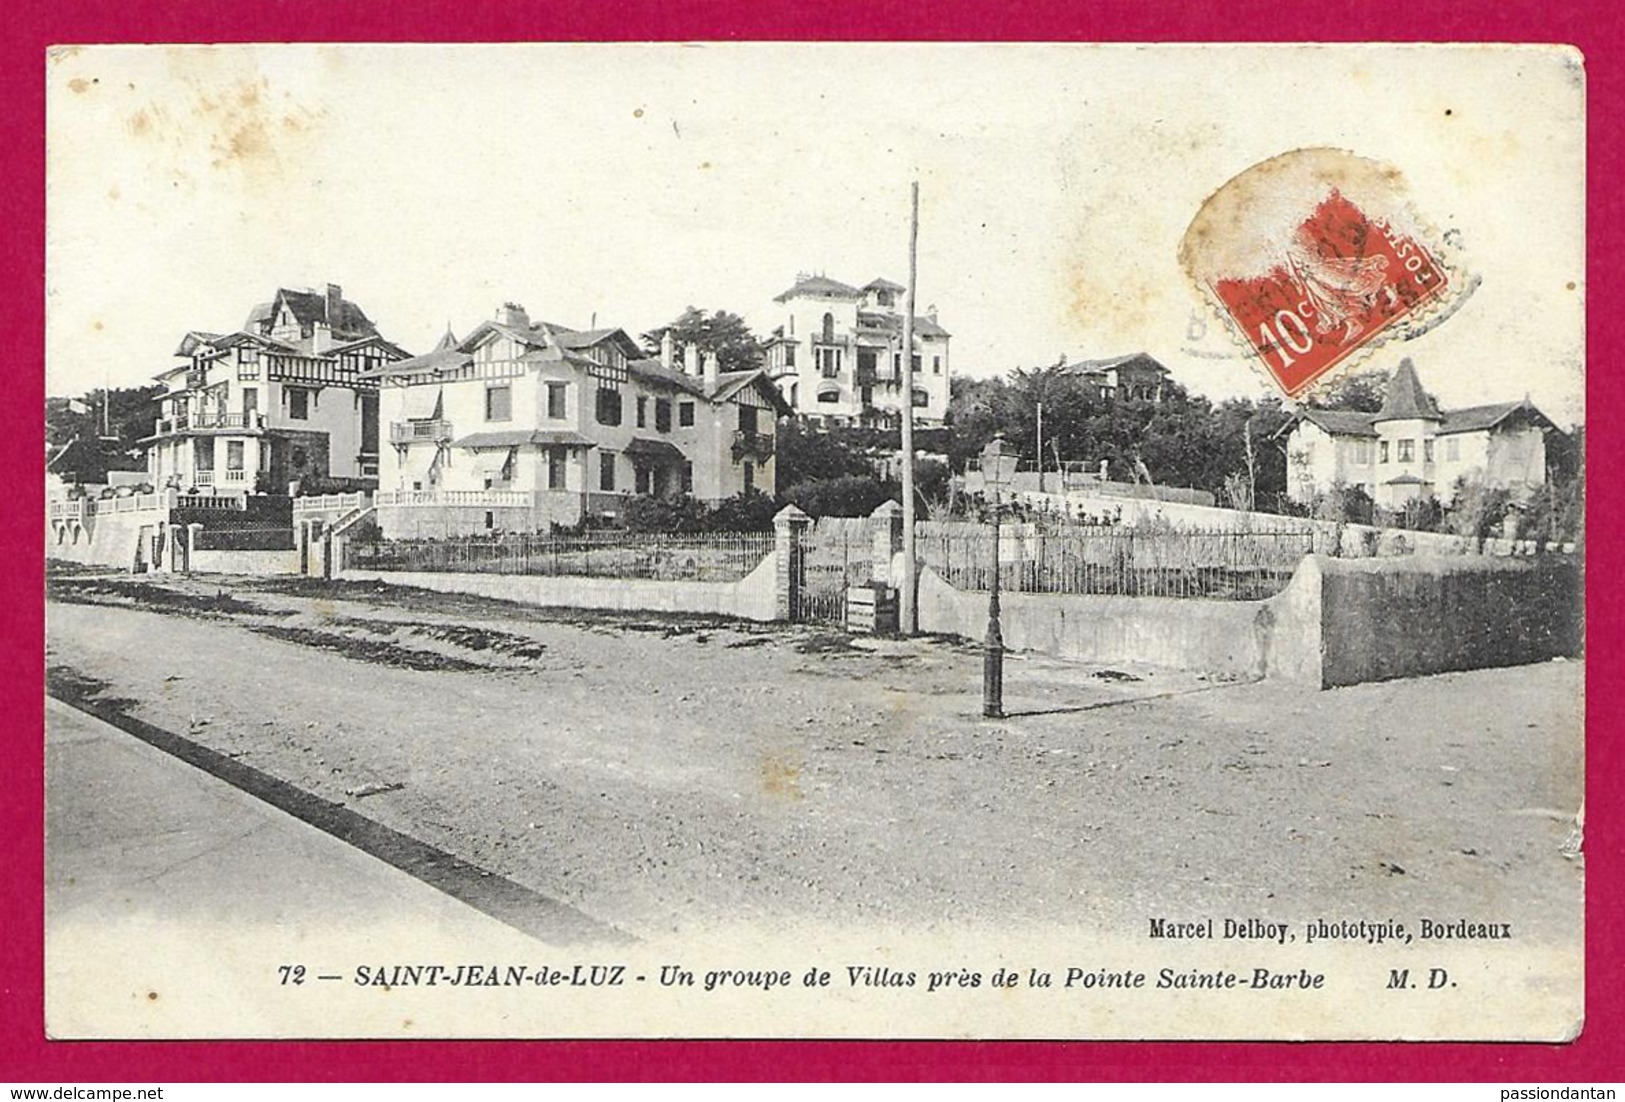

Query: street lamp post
[[981, 435, 1020, 719]]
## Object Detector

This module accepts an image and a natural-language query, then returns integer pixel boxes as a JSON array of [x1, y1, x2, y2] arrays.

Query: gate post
[[772, 504, 810, 622], [163, 524, 182, 573], [869, 499, 905, 586]]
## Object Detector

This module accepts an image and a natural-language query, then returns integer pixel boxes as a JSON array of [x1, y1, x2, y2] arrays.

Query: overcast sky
[[46, 43, 1585, 424]]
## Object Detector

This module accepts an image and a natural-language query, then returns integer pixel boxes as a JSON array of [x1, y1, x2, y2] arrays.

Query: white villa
[[1281, 358, 1558, 509], [368, 302, 789, 537], [760, 274, 951, 427], [142, 284, 408, 495]]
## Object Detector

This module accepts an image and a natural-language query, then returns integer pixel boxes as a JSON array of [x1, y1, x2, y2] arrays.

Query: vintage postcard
[[42, 42, 1584, 1040]]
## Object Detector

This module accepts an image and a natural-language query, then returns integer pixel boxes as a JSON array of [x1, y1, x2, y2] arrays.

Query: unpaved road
[[45, 573, 1583, 946]]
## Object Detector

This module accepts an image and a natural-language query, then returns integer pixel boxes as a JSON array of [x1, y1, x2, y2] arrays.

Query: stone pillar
[[772, 504, 810, 622], [163, 524, 182, 573], [869, 500, 904, 586]]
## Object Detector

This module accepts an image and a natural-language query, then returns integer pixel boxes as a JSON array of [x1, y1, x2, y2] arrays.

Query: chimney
[[325, 283, 343, 325], [496, 301, 530, 329], [703, 350, 720, 392], [660, 329, 675, 370], [684, 343, 700, 377]]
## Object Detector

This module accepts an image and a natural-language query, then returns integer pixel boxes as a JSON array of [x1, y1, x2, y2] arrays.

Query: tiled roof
[[271, 287, 378, 341], [453, 430, 596, 449], [1375, 357, 1443, 421], [1438, 401, 1532, 435], [330, 334, 410, 359], [1063, 352, 1168, 376], [628, 357, 708, 397], [863, 277, 905, 292], [712, 369, 793, 414], [624, 437, 687, 462], [172, 330, 226, 357], [853, 311, 951, 339], [1298, 409, 1379, 437], [548, 327, 620, 350], [774, 275, 862, 302], [1289, 399, 1557, 440], [362, 346, 470, 379]]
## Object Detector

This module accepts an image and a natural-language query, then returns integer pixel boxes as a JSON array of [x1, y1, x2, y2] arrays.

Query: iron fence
[[919, 523, 1314, 601], [347, 530, 774, 583]]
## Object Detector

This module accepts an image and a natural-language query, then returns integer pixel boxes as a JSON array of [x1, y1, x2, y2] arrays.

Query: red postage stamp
[[1180, 149, 1455, 398]]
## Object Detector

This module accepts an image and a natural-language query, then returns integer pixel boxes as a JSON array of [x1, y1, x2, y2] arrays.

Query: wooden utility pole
[[899, 180, 920, 636], [1035, 400, 1045, 494]]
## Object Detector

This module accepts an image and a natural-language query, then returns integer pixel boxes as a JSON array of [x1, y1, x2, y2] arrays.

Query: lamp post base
[[983, 627, 1004, 719]]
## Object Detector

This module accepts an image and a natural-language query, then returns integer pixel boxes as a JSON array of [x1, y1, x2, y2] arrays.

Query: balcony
[[153, 411, 266, 436], [377, 489, 533, 508], [731, 430, 776, 463], [390, 419, 454, 445]]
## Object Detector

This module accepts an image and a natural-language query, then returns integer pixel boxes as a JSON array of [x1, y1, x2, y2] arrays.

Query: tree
[[775, 420, 876, 488], [782, 476, 896, 518], [1306, 367, 1389, 412], [1311, 482, 1375, 525], [47, 385, 165, 451], [1448, 476, 1514, 549], [643, 307, 763, 372], [1306, 365, 1440, 414]]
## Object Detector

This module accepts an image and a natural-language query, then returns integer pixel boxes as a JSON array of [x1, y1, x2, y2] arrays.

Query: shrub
[[706, 489, 779, 531], [1447, 476, 1513, 548], [1311, 482, 1375, 525], [622, 494, 710, 534], [783, 476, 896, 518]]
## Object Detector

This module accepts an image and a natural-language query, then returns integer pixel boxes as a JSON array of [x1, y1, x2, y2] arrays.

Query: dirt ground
[[44, 572, 1584, 946]]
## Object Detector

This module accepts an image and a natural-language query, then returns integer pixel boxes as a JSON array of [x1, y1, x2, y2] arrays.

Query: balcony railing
[[154, 411, 265, 435], [294, 492, 373, 517], [731, 430, 776, 463], [377, 489, 533, 508], [48, 498, 94, 521], [390, 419, 454, 444]]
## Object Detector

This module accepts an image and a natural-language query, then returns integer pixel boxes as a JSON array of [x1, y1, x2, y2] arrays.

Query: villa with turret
[[1280, 358, 1559, 509], [760, 273, 951, 428]]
